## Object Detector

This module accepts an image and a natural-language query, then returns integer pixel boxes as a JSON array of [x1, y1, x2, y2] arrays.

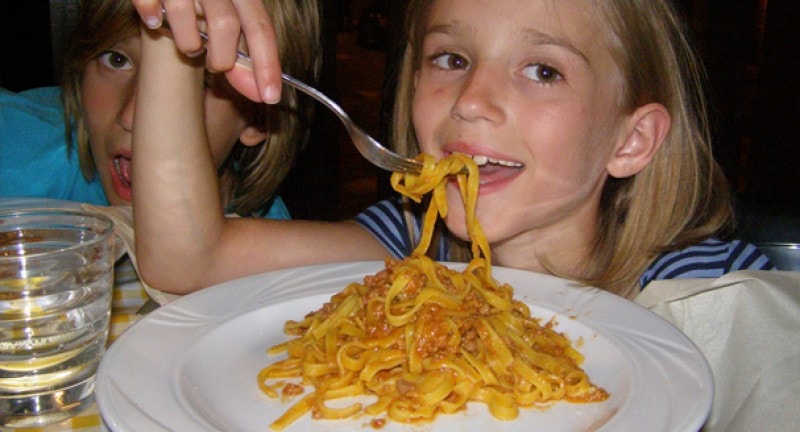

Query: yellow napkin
[[635, 270, 800, 432], [82, 204, 181, 305]]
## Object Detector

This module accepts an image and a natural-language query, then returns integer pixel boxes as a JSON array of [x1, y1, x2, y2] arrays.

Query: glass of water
[[0, 209, 114, 428]]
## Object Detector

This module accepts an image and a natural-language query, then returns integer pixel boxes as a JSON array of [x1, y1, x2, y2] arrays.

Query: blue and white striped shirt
[[638, 238, 773, 287], [354, 198, 775, 290]]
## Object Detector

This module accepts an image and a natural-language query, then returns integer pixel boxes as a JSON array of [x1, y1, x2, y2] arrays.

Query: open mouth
[[468, 154, 524, 168], [452, 152, 524, 185], [111, 156, 133, 202]]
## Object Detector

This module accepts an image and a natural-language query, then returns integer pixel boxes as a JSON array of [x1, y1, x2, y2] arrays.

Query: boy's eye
[[522, 63, 562, 83], [431, 53, 469, 70], [98, 50, 133, 71]]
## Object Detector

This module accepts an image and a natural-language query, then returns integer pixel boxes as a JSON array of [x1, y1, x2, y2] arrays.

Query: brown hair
[[391, 0, 732, 297], [61, 0, 321, 215]]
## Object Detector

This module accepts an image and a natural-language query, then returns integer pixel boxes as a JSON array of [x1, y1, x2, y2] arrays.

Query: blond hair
[[61, 0, 321, 215], [391, 0, 732, 297]]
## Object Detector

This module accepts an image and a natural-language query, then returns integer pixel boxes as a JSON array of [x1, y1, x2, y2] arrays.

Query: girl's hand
[[131, 0, 282, 104]]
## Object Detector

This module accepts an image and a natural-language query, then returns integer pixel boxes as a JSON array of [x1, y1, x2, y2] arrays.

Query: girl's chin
[[443, 211, 472, 241]]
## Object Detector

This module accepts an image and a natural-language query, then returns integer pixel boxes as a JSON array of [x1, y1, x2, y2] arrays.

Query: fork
[[278, 73, 423, 173], [158, 14, 423, 173]]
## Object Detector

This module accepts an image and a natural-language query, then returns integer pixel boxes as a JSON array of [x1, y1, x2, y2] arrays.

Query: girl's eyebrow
[[522, 28, 589, 64], [422, 23, 589, 65]]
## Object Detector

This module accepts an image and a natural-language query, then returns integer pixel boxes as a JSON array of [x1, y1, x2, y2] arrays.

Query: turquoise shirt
[[0, 86, 289, 219], [0, 87, 107, 204]]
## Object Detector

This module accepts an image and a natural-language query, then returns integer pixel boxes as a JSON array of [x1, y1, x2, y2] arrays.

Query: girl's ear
[[607, 103, 671, 178], [239, 125, 268, 147]]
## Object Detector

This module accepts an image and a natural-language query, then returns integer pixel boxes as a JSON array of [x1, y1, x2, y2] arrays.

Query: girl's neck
[[491, 224, 596, 280]]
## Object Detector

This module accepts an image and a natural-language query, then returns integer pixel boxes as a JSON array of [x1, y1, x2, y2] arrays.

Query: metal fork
[[277, 73, 423, 173], [159, 14, 423, 173]]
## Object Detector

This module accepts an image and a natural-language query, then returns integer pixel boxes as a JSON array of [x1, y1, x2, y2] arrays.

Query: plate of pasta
[[96, 260, 712, 432], [98, 154, 711, 431]]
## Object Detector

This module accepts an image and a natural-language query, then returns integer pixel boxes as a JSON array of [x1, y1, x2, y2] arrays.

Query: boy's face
[[411, 0, 630, 268], [81, 34, 256, 206]]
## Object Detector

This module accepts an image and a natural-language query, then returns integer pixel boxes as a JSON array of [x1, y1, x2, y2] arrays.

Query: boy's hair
[[391, 0, 732, 297], [61, 0, 321, 215]]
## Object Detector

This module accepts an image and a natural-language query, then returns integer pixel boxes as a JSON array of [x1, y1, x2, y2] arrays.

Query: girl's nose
[[451, 66, 504, 124], [117, 84, 137, 131]]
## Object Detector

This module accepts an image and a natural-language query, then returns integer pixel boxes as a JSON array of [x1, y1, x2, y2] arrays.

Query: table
[[18, 260, 151, 432]]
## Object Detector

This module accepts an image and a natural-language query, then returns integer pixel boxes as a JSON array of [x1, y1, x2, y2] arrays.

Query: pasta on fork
[[257, 154, 608, 430]]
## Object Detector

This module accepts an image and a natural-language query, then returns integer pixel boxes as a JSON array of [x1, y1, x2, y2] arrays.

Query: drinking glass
[[0, 209, 114, 428]]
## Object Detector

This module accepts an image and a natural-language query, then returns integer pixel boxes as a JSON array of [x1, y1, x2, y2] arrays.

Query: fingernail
[[186, 48, 206, 58], [144, 16, 162, 29], [263, 85, 281, 104]]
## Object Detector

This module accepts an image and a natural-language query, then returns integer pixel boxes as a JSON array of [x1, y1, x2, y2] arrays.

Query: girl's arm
[[132, 29, 388, 294]]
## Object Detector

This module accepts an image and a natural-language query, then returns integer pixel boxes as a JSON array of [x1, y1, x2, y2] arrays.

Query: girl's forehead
[[425, 0, 604, 42], [422, 0, 614, 69]]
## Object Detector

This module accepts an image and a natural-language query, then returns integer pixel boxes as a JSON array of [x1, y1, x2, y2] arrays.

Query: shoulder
[[0, 87, 107, 203], [1, 86, 66, 152], [640, 238, 775, 288], [353, 198, 413, 259], [353, 198, 451, 260], [0, 86, 63, 116]]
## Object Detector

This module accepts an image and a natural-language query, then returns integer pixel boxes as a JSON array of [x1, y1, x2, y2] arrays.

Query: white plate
[[96, 261, 712, 431]]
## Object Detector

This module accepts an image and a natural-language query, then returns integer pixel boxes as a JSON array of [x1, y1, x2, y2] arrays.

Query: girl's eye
[[430, 53, 469, 70], [522, 63, 562, 84], [97, 50, 133, 71]]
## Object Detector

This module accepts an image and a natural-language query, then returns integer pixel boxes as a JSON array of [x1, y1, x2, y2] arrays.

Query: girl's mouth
[[453, 152, 524, 186], [469, 154, 524, 169], [111, 156, 133, 202]]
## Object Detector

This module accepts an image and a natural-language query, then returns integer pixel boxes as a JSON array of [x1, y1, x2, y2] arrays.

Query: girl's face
[[81, 35, 258, 205], [412, 0, 629, 269]]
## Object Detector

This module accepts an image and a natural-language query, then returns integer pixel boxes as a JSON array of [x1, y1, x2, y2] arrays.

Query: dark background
[[2, 0, 798, 226]]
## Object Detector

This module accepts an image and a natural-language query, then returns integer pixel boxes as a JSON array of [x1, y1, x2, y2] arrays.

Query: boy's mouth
[[111, 156, 133, 202]]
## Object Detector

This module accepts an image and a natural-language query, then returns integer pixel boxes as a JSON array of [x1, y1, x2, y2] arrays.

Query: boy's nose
[[117, 85, 137, 131], [451, 66, 504, 124]]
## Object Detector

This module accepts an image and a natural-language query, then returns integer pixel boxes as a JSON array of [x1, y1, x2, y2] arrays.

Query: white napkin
[[82, 204, 181, 305], [635, 270, 800, 432]]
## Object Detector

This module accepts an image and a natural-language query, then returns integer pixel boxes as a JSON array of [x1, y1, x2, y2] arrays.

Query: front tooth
[[472, 155, 490, 166], [487, 157, 522, 167]]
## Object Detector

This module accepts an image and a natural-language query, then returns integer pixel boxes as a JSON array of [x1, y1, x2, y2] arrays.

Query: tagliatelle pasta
[[257, 153, 608, 430]]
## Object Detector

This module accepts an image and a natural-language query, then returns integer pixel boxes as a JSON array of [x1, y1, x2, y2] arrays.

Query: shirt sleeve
[[353, 198, 416, 259], [640, 238, 775, 288]]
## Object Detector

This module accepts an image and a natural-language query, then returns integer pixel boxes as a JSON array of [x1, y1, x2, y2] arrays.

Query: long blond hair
[[61, 0, 321, 215], [391, 0, 732, 297]]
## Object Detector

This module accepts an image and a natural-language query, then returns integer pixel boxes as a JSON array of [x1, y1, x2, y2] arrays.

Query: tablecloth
[[635, 270, 800, 432]]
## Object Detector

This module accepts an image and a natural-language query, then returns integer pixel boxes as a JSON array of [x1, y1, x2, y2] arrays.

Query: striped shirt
[[354, 198, 775, 290]]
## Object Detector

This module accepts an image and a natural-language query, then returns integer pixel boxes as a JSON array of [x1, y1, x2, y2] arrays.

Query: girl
[[132, 0, 772, 298], [2, 0, 319, 219]]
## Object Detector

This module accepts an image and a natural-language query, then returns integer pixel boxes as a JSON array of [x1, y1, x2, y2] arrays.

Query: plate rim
[[96, 260, 712, 432]]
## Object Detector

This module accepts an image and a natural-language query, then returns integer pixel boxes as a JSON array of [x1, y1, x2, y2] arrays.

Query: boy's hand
[[131, 0, 282, 104]]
